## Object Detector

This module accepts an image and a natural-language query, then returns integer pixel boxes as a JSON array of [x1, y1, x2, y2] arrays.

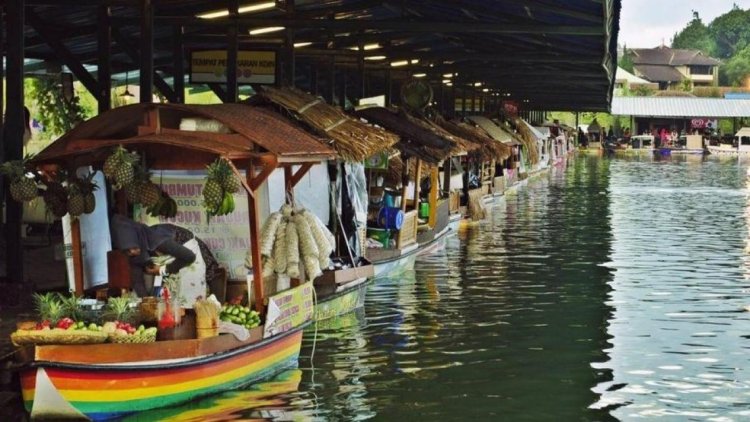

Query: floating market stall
[[467, 116, 530, 188], [249, 86, 399, 319], [354, 106, 456, 277], [9, 103, 335, 420]]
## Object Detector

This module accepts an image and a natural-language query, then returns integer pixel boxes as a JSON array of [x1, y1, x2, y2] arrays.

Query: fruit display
[[10, 293, 108, 345], [203, 158, 239, 218], [251, 204, 335, 282], [220, 304, 261, 330], [103, 321, 157, 343], [102, 145, 139, 190]]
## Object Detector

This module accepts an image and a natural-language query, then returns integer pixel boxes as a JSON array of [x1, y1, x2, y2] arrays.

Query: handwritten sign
[[136, 174, 250, 280], [263, 282, 314, 339], [190, 50, 276, 84]]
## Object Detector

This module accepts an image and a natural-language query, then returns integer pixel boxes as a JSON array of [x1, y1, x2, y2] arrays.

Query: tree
[[672, 11, 716, 55], [721, 44, 750, 86], [708, 5, 750, 58], [619, 44, 634, 73]]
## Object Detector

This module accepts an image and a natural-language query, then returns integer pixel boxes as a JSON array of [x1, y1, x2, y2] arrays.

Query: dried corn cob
[[285, 220, 300, 279], [302, 210, 334, 268], [262, 256, 275, 278], [303, 255, 322, 281], [273, 219, 288, 274], [281, 204, 293, 218], [260, 212, 282, 257], [294, 214, 319, 262]]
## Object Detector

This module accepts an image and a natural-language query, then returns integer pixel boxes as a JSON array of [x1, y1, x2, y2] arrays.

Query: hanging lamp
[[120, 71, 135, 98]]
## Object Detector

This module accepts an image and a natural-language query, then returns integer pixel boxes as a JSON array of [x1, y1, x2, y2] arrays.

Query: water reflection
[[593, 156, 750, 420]]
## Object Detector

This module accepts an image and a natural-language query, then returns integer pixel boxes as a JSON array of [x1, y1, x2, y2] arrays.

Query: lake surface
[[127, 154, 750, 421]]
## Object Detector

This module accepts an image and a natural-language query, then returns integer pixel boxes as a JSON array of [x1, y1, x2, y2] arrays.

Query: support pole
[[325, 56, 335, 104], [338, 68, 347, 108], [385, 69, 392, 107], [173, 26, 185, 103], [140, 0, 154, 103], [4, 0, 25, 284], [413, 159, 422, 212], [71, 220, 85, 296], [97, 5, 112, 113], [401, 158, 410, 213], [428, 167, 439, 227], [247, 162, 265, 314], [226, 0, 238, 102]]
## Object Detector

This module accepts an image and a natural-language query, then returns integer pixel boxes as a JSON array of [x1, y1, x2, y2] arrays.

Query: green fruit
[[138, 324, 145, 332], [88, 323, 98, 330]]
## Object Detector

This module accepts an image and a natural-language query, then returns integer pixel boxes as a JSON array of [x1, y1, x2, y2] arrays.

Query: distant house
[[629, 46, 720, 90], [614, 67, 658, 95]]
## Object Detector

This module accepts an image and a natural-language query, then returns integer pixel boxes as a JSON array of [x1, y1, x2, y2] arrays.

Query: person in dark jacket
[[110, 214, 196, 296]]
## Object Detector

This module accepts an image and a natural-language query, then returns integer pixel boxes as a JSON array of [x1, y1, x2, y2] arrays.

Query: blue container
[[378, 206, 404, 230]]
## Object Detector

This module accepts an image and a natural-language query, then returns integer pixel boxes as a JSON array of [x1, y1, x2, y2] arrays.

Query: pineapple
[[138, 182, 162, 207], [104, 297, 135, 324], [67, 184, 85, 217], [43, 182, 69, 218], [103, 146, 139, 190], [203, 179, 223, 211], [218, 159, 240, 194], [10, 177, 38, 202], [78, 173, 98, 214], [58, 293, 85, 322], [124, 182, 140, 204], [102, 150, 122, 179], [33, 292, 64, 324], [83, 192, 96, 214], [1, 160, 38, 202]]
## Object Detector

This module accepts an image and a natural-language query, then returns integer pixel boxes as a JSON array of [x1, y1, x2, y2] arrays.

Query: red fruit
[[56, 318, 75, 330]]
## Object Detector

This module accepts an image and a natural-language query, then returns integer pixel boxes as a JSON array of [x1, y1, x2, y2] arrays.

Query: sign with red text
[[263, 282, 314, 339], [136, 174, 250, 280], [690, 118, 718, 129]]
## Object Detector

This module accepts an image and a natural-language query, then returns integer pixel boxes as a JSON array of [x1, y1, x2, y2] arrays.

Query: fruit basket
[[108, 331, 157, 344], [11, 329, 108, 346]]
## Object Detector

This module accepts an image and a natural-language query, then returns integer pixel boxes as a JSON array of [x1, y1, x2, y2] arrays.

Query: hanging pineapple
[[0, 159, 38, 202], [203, 158, 236, 217], [78, 173, 98, 214], [67, 183, 85, 217], [42, 180, 69, 218], [103, 146, 139, 190], [137, 181, 162, 208]]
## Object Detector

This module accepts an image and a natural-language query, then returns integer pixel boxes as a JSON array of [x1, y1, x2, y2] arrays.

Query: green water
[[120, 154, 750, 420]]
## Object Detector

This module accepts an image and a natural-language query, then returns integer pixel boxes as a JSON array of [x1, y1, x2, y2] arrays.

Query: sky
[[619, 0, 750, 48]]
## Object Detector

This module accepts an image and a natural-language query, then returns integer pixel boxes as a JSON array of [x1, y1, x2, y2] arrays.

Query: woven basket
[[109, 332, 157, 344], [11, 329, 108, 346]]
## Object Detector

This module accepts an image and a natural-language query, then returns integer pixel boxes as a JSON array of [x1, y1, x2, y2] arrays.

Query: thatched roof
[[355, 106, 456, 165], [250, 86, 399, 162], [432, 115, 511, 162], [33, 103, 335, 169]]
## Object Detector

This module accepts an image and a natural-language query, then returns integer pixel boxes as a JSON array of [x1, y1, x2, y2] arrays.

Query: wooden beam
[[26, 9, 99, 95], [246, 161, 265, 314], [289, 163, 313, 187], [170, 17, 605, 36], [249, 156, 279, 191], [428, 167, 438, 227], [207, 83, 227, 102]]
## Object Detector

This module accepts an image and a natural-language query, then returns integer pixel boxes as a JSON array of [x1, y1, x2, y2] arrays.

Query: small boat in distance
[[707, 127, 750, 156]]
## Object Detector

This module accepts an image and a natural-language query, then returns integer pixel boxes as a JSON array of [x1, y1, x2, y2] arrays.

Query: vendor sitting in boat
[[110, 214, 196, 297]]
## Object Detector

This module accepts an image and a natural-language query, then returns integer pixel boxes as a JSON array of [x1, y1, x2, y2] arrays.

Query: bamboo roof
[[250, 86, 399, 162], [433, 115, 511, 162], [355, 106, 456, 164], [33, 103, 335, 169]]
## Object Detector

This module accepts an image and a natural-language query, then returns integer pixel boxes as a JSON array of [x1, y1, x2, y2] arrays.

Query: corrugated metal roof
[[611, 97, 750, 118]]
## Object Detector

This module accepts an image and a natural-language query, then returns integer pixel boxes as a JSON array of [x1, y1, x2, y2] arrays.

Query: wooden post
[[226, 0, 239, 102], [71, 219, 85, 296], [284, 166, 294, 203], [247, 162, 265, 314], [173, 26, 185, 103], [97, 5, 111, 113], [400, 158, 410, 213], [139, 0, 154, 103], [428, 166, 438, 227], [413, 159, 422, 212]]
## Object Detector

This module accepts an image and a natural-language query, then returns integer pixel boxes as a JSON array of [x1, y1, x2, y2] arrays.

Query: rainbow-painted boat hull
[[20, 328, 304, 421]]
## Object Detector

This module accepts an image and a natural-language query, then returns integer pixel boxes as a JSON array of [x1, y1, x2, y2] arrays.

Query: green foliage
[[632, 85, 655, 97], [619, 46, 634, 73], [26, 76, 91, 142], [672, 11, 716, 55], [708, 6, 750, 59], [721, 44, 750, 86]]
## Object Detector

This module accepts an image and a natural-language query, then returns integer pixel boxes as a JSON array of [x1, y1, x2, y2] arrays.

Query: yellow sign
[[136, 174, 250, 280], [190, 50, 276, 84], [263, 282, 314, 338]]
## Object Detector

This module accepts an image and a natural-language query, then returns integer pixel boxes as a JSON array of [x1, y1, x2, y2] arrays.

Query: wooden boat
[[707, 128, 750, 156], [17, 103, 335, 420], [313, 261, 374, 320]]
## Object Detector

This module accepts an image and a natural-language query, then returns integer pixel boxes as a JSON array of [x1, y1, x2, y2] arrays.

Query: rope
[[324, 118, 347, 133], [297, 99, 322, 114]]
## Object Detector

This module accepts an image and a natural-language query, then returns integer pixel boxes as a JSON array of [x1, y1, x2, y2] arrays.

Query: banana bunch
[[212, 191, 235, 216], [146, 190, 178, 218]]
